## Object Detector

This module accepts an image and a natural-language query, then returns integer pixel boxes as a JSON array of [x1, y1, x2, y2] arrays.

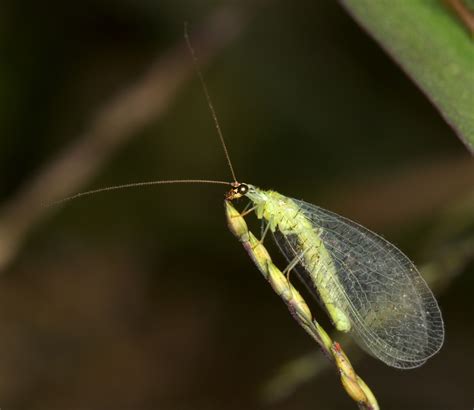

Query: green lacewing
[[56, 28, 444, 369]]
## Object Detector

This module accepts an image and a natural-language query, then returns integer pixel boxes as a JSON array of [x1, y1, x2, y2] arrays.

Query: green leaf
[[341, 0, 474, 152]]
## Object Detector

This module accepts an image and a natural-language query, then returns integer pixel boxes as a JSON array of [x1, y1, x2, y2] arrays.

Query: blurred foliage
[[342, 0, 474, 151], [0, 1, 473, 409]]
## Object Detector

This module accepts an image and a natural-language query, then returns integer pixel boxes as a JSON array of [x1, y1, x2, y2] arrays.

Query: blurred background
[[0, 1, 472, 409]]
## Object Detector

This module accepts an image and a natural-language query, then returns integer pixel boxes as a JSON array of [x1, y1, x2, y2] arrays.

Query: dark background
[[0, 1, 473, 409]]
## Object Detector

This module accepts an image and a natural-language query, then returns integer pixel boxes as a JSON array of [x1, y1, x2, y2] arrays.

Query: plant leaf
[[340, 0, 474, 152]]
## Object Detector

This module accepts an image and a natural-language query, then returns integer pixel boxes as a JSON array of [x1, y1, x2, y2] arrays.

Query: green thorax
[[245, 185, 313, 233]]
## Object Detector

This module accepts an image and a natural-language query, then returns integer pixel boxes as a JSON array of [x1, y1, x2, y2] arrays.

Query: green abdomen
[[256, 190, 351, 332]]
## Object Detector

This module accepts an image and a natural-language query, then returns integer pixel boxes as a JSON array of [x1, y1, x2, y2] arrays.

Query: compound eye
[[239, 184, 248, 194]]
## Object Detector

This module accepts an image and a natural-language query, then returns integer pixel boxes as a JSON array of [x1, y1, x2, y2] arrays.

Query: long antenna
[[47, 179, 231, 207], [48, 26, 238, 207], [184, 22, 238, 183]]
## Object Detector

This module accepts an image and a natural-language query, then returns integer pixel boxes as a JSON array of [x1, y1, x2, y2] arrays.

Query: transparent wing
[[273, 198, 444, 369]]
